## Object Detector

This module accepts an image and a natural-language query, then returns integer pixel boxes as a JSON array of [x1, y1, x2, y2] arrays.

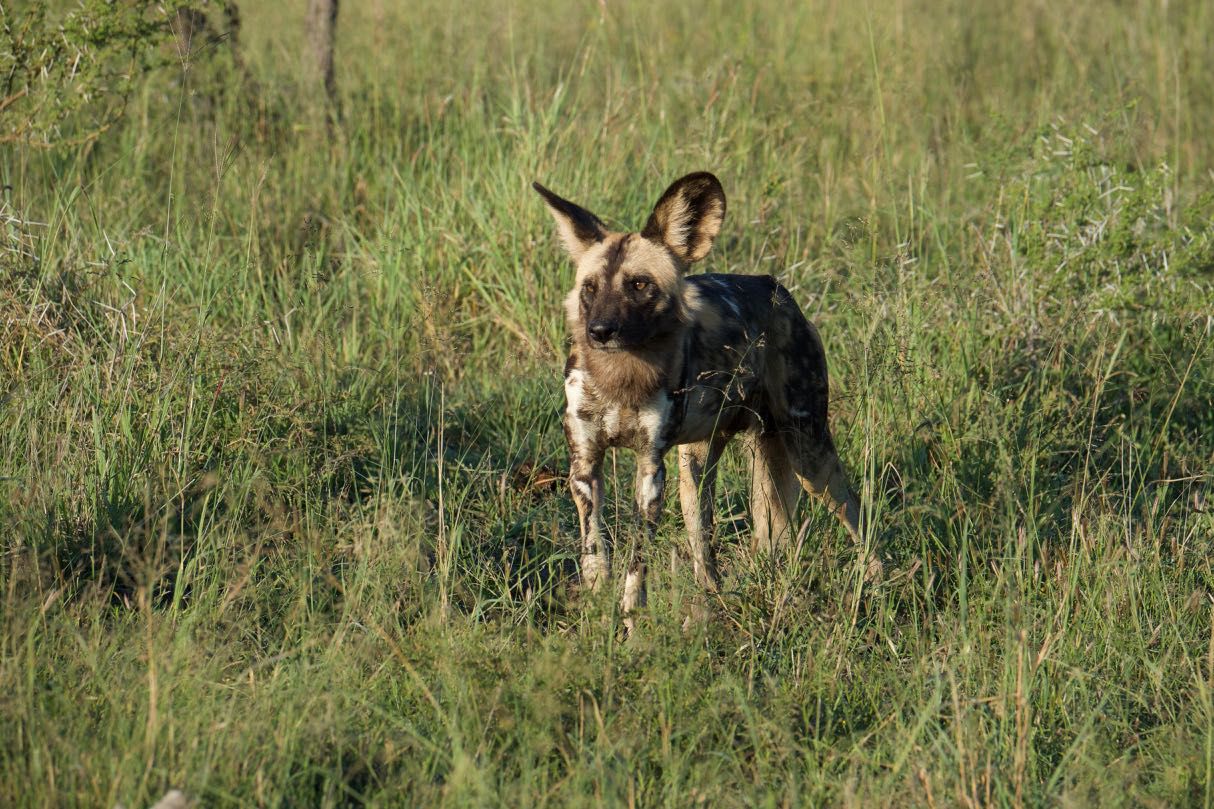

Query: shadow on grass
[[874, 315, 1212, 609]]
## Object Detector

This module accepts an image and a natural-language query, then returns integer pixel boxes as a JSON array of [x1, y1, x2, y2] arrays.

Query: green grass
[[3, 0, 1214, 805]]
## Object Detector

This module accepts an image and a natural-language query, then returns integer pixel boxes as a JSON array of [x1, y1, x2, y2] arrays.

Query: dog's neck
[[577, 330, 685, 408]]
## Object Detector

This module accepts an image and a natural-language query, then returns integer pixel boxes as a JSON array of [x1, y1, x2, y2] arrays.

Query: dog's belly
[[665, 382, 761, 446]]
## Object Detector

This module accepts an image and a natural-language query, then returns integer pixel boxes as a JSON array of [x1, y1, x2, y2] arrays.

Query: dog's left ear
[[641, 172, 726, 264]]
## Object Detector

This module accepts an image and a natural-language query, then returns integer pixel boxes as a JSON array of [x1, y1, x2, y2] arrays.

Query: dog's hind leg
[[787, 429, 862, 537], [746, 431, 801, 555], [783, 423, 883, 581], [775, 315, 880, 580]]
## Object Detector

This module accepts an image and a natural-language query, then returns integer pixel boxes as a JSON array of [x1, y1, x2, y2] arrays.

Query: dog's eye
[[631, 280, 649, 291], [582, 281, 597, 295]]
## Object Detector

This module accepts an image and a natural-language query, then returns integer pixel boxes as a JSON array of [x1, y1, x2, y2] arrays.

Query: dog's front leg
[[622, 450, 666, 634], [568, 439, 609, 591], [677, 437, 726, 594]]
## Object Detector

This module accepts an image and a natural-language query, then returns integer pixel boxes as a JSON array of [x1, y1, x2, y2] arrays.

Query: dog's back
[[672, 273, 832, 447]]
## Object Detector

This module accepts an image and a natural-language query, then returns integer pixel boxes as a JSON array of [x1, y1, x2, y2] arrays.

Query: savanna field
[[3, 1, 1214, 806]]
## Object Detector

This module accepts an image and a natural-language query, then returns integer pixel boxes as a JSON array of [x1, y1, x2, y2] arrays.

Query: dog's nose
[[587, 320, 618, 344]]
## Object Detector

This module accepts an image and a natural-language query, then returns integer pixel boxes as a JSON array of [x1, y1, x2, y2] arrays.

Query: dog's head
[[534, 173, 726, 352]]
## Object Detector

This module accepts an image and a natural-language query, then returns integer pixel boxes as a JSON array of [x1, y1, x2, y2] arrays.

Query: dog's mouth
[[586, 330, 671, 353], [586, 331, 627, 351], [588, 335, 650, 352]]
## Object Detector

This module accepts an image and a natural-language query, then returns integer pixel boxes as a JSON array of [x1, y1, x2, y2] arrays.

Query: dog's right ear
[[533, 181, 607, 262]]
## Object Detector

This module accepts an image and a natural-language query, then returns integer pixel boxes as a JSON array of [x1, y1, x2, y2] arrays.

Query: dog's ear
[[533, 181, 607, 262], [641, 172, 726, 264]]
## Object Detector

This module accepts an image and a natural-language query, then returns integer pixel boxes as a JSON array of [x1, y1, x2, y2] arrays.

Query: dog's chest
[[564, 368, 672, 451]]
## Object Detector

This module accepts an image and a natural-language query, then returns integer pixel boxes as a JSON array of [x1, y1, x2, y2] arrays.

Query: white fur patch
[[637, 393, 672, 444], [602, 406, 620, 438], [572, 478, 592, 501], [639, 472, 663, 508], [582, 553, 609, 590], [564, 369, 597, 448], [564, 368, 586, 403]]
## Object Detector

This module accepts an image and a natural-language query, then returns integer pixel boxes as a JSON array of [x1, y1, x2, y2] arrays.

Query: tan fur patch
[[682, 283, 722, 335]]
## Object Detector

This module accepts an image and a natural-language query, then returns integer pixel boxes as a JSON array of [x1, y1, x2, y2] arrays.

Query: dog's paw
[[578, 555, 610, 592], [862, 551, 885, 585], [680, 605, 711, 634]]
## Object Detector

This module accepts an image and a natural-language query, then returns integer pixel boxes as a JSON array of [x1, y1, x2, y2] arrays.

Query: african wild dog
[[533, 172, 876, 632]]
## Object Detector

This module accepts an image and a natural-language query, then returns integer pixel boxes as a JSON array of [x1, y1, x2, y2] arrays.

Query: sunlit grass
[[2, 1, 1213, 806]]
